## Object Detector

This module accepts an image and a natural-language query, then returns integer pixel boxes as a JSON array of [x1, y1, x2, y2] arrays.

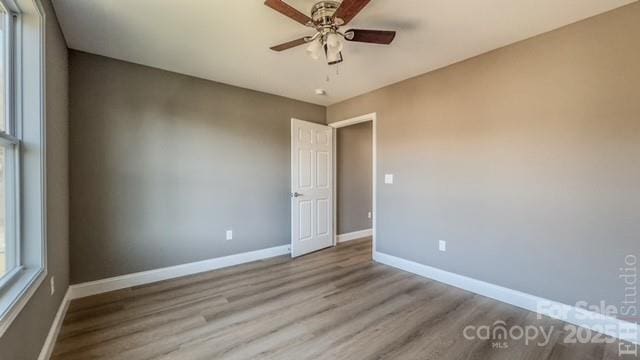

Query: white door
[[291, 119, 333, 257]]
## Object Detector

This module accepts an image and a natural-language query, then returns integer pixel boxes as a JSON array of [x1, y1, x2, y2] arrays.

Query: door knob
[[291, 192, 303, 198]]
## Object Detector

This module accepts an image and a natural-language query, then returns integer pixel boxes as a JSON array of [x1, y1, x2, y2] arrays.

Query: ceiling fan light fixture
[[266, 0, 396, 65], [326, 49, 343, 65], [306, 39, 323, 60], [326, 49, 339, 63], [325, 32, 343, 52], [324, 32, 343, 64]]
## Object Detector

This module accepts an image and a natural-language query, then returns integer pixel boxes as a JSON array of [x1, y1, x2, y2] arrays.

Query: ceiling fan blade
[[333, 0, 372, 25], [344, 29, 396, 44], [264, 0, 312, 26], [270, 37, 309, 52]]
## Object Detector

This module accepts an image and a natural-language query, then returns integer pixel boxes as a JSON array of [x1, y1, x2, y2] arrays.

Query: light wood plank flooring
[[52, 239, 635, 359]]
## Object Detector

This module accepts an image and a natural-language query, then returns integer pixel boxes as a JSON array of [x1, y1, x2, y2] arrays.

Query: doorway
[[290, 114, 377, 258], [329, 113, 377, 256]]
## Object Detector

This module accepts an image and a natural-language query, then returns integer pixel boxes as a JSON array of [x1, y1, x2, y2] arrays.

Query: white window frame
[[0, 0, 46, 337], [0, 0, 21, 292]]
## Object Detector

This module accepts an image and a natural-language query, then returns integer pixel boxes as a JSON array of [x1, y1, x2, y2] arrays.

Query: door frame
[[328, 113, 377, 257]]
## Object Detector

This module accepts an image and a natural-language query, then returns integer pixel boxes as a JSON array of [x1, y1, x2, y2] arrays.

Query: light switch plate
[[226, 230, 233, 240], [384, 174, 394, 184], [439, 240, 447, 252]]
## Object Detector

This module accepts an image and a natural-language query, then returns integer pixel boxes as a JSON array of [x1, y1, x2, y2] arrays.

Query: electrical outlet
[[50, 276, 55, 295], [439, 240, 447, 252], [226, 230, 233, 241], [367, 211, 372, 219]]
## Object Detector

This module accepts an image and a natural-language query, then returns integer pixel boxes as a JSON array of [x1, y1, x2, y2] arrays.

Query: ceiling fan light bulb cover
[[326, 32, 344, 52], [326, 47, 341, 63], [306, 39, 323, 60]]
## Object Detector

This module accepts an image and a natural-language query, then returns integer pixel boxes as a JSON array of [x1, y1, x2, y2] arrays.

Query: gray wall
[[327, 3, 640, 307], [337, 121, 372, 234], [0, 0, 69, 359], [69, 51, 325, 283]]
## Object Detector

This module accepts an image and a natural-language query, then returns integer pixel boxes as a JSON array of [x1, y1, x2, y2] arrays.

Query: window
[[0, 2, 18, 287], [0, 0, 46, 336]]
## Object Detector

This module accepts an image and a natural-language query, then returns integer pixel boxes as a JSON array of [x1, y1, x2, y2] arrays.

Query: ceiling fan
[[265, 0, 396, 65]]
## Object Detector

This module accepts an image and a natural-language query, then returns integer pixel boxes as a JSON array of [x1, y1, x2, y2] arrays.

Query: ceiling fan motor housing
[[311, 1, 342, 26]]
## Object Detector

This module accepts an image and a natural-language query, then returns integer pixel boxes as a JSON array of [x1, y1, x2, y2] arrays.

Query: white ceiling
[[52, 0, 635, 106]]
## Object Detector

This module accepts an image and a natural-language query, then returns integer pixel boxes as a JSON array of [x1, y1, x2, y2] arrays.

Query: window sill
[[0, 267, 45, 337]]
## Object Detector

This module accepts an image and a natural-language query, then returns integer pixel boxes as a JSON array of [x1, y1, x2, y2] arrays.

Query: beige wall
[[69, 51, 325, 283], [0, 1, 69, 359], [337, 121, 372, 234], [327, 3, 640, 306]]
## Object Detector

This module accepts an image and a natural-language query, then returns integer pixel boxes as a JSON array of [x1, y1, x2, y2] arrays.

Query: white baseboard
[[38, 244, 291, 359], [38, 289, 71, 360], [337, 229, 373, 243], [68, 245, 290, 300], [374, 251, 640, 345]]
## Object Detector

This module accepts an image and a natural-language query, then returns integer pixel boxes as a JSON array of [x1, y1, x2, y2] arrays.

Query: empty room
[[0, 0, 639, 359]]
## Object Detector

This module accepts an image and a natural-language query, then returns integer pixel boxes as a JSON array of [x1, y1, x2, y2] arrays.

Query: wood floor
[[53, 239, 635, 359]]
